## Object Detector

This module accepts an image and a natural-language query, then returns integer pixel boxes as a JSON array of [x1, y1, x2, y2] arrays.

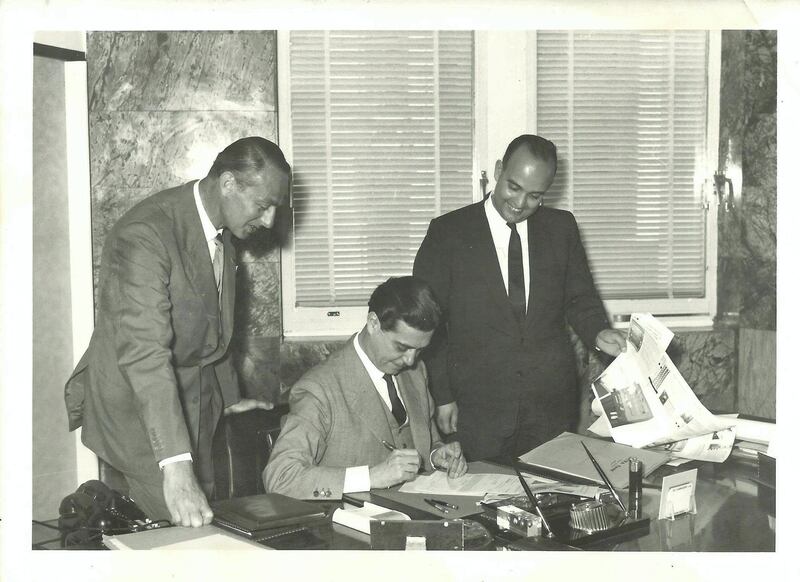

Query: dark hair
[[209, 136, 291, 187], [502, 134, 558, 171], [368, 276, 441, 333]]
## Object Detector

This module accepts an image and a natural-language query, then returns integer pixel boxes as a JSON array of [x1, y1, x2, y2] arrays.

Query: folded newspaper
[[588, 313, 736, 462]]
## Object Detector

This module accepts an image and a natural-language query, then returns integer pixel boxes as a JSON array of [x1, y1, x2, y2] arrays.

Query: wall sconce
[[713, 171, 735, 212]]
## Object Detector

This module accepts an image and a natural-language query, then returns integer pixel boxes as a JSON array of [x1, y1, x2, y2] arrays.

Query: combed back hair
[[368, 276, 442, 333], [209, 136, 291, 187], [502, 134, 558, 172]]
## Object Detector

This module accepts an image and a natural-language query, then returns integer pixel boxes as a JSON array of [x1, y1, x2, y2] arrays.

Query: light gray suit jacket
[[263, 337, 442, 499]]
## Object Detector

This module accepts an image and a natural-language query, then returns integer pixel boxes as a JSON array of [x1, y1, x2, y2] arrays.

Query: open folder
[[518, 432, 671, 489]]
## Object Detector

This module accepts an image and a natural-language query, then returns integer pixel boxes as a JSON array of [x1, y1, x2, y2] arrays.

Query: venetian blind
[[537, 31, 709, 300], [288, 30, 474, 307]]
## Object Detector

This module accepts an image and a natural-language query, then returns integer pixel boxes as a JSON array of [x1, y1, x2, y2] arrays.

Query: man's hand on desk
[[431, 442, 468, 478], [369, 449, 422, 489], [435, 402, 458, 434], [595, 329, 627, 357], [162, 460, 214, 527], [223, 398, 274, 416]]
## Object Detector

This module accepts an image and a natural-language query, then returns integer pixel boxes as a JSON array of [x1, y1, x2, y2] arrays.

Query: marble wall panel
[[279, 340, 347, 398], [87, 31, 277, 112], [232, 335, 282, 404], [88, 110, 277, 190], [233, 260, 282, 338], [669, 329, 737, 412], [716, 30, 777, 331]]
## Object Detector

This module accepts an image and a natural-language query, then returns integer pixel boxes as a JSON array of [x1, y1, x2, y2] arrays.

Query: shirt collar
[[193, 180, 223, 242], [354, 331, 388, 384], [484, 193, 528, 237]]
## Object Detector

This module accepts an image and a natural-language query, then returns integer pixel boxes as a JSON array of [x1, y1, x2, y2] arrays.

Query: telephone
[[58, 480, 164, 547]]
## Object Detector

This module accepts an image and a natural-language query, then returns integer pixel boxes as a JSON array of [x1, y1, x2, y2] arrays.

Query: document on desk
[[590, 313, 735, 461], [399, 471, 548, 496]]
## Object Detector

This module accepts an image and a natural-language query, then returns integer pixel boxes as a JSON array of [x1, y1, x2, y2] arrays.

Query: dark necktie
[[506, 222, 526, 321], [383, 374, 407, 426], [212, 234, 224, 301]]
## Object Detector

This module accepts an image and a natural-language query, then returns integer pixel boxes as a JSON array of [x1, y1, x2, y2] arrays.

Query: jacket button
[[516, 371, 523, 378]]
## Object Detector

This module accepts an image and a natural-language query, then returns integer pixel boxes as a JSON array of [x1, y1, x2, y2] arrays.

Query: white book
[[331, 502, 409, 535], [103, 524, 266, 550]]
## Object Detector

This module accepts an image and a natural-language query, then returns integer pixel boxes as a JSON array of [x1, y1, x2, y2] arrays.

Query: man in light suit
[[413, 134, 627, 462], [65, 137, 291, 526], [264, 277, 467, 499]]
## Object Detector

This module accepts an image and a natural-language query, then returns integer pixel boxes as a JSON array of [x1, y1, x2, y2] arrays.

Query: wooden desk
[[255, 454, 775, 552], [36, 453, 773, 552]]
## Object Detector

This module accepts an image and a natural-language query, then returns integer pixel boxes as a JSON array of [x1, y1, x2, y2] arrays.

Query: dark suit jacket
[[264, 337, 441, 499], [64, 182, 240, 483], [413, 201, 608, 457]]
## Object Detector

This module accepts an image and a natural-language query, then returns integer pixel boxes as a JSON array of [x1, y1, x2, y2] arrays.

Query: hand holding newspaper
[[589, 313, 735, 462]]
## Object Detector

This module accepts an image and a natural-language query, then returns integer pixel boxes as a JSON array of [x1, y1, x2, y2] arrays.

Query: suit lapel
[[525, 210, 550, 327], [395, 370, 430, 455], [340, 338, 394, 445], [467, 203, 517, 329], [174, 181, 221, 334], [218, 229, 237, 347]]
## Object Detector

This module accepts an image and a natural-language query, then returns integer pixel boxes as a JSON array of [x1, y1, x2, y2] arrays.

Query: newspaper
[[591, 313, 735, 461]]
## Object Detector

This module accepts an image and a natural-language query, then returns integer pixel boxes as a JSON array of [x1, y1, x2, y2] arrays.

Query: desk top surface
[[38, 453, 773, 552], [257, 454, 775, 552]]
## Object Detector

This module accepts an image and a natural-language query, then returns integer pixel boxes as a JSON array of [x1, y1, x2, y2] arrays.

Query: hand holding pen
[[370, 440, 421, 489]]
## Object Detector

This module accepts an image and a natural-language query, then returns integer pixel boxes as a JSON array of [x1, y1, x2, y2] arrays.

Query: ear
[[366, 312, 382, 334], [219, 171, 236, 197], [494, 159, 503, 182]]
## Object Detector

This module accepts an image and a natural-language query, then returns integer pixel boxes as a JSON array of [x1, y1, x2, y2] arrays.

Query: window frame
[[279, 30, 720, 339], [278, 30, 483, 339]]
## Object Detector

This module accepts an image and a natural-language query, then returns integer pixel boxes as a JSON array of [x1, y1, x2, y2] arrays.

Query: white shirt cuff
[[158, 452, 193, 469], [343, 465, 371, 493]]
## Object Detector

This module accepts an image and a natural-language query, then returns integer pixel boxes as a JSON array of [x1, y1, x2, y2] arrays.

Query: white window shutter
[[288, 31, 474, 307], [537, 31, 709, 301]]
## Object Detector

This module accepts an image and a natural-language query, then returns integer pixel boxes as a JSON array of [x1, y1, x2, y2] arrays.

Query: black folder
[[211, 493, 328, 538]]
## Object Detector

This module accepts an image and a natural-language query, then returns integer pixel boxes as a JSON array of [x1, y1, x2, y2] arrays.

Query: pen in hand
[[381, 440, 396, 451]]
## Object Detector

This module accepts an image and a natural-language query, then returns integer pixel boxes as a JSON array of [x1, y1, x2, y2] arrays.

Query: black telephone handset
[[58, 480, 159, 547]]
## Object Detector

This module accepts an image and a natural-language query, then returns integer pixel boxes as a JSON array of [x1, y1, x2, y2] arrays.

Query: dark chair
[[211, 404, 288, 501]]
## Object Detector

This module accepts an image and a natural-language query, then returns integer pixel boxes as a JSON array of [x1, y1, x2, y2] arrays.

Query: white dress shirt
[[158, 181, 222, 470], [484, 194, 531, 310], [341, 333, 410, 492]]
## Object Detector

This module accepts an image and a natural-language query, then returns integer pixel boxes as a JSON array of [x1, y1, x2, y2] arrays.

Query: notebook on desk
[[518, 432, 671, 489], [211, 493, 328, 538]]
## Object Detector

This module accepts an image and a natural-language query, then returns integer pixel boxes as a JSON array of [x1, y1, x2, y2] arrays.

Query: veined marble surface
[[87, 31, 277, 112], [89, 110, 277, 190]]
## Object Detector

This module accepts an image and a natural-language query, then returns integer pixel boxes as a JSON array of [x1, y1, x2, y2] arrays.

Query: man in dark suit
[[413, 134, 626, 462], [65, 137, 291, 526], [264, 277, 467, 499]]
